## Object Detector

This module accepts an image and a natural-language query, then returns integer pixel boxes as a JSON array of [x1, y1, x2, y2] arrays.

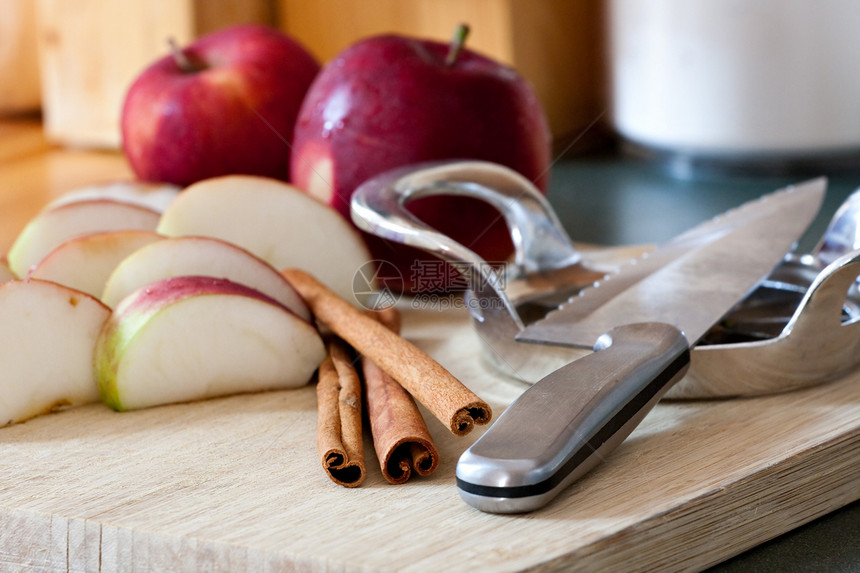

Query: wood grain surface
[[0, 119, 857, 571]]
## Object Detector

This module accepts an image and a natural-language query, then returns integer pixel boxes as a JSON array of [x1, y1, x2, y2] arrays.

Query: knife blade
[[456, 178, 826, 513]]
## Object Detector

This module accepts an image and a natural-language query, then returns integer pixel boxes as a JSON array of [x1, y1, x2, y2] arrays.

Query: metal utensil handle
[[811, 187, 860, 266], [350, 160, 582, 277], [456, 322, 690, 514]]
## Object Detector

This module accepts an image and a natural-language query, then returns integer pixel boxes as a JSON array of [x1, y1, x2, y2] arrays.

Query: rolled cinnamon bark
[[363, 308, 439, 484], [282, 268, 492, 436], [316, 338, 365, 487]]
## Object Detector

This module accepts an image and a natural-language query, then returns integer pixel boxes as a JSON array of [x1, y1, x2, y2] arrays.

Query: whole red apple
[[122, 24, 320, 186], [289, 27, 551, 293]]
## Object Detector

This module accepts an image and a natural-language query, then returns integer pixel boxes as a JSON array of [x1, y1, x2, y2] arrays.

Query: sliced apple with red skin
[[101, 235, 311, 320], [27, 230, 163, 299], [46, 181, 181, 213], [7, 199, 161, 278], [0, 279, 111, 426], [156, 175, 372, 304], [95, 275, 325, 412]]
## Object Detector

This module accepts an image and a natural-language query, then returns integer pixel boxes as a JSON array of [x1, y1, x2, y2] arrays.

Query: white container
[[608, 0, 860, 158]]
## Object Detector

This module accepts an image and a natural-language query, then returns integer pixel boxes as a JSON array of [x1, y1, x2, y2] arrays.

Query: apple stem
[[445, 24, 470, 67], [167, 37, 199, 73]]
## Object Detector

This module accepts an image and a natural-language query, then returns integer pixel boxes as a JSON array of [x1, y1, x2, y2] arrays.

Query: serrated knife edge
[[518, 177, 827, 344]]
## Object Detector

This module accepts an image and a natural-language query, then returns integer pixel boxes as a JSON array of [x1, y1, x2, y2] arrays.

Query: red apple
[[289, 27, 551, 292], [122, 24, 320, 186]]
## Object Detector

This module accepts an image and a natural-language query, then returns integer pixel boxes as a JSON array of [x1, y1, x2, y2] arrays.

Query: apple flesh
[[46, 181, 181, 213], [290, 31, 551, 291], [156, 175, 372, 304], [0, 279, 111, 426], [28, 230, 163, 299], [95, 276, 326, 411], [121, 24, 320, 186], [7, 199, 161, 278], [101, 235, 311, 320]]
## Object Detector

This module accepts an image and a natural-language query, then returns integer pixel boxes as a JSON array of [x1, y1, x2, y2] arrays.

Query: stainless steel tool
[[679, 246, 860, 398], [350, 161, 818, 382], [353, 162, 860, 398], [350, 160, 611, 380], [669, 188, 860, 398], [667, 186, 860, 346], [454, 180, 825, 513], [810, 181, 860, 266]]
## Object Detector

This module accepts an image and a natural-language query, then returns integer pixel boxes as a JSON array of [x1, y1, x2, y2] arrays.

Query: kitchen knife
[[456, 179, 826, 513]]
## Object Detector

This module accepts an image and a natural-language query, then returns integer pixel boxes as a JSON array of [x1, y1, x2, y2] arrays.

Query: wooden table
[[0, 118, 858, 571]]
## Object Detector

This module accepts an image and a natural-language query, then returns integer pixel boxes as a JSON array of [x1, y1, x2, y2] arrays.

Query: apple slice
[[46, 181, 181, 213], [95, 276, 325, 411], [7, 199, 162, 278], [0, 279, 111, 426], [156, 175, 373, 304], [28, 230, 163, 299], [100, 236, 311, 320]]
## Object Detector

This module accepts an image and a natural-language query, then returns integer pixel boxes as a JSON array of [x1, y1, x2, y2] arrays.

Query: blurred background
[[0, 0, 605, 151], [5, 0, 860, 261], [6, 0, 860, 165]]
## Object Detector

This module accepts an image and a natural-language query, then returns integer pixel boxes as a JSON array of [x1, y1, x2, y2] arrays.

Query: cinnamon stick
[[316, 338, 365, 487], [282, 268, 491, 436], [363, 308, 439, 484]]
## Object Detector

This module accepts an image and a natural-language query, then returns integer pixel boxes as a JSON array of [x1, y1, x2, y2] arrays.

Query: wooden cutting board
[[0, 120, 857, 571], [0, 303, 857, 572]]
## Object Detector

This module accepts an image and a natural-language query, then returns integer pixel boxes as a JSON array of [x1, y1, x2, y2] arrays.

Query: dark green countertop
[[547, 146, 860, 572], [548, 150, 859, 253]]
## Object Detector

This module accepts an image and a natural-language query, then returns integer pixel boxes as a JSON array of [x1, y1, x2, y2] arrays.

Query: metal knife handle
[[456, 322, 691, 514]]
